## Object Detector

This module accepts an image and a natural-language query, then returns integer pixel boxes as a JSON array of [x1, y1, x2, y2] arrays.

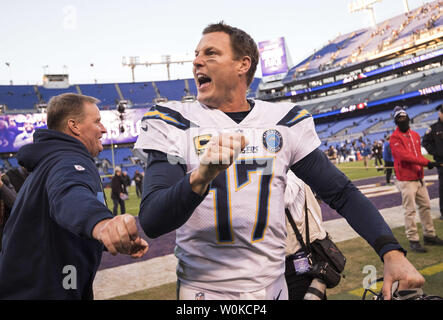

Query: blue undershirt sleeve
[[290, 148, 406, 260], [138, 150, 208, 238]]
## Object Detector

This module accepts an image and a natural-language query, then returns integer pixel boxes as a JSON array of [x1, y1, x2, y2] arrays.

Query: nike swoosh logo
[[141, 125, 148, 132]]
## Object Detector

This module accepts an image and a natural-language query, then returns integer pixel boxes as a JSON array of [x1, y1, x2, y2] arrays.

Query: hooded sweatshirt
[[0, 129, 113, 299]]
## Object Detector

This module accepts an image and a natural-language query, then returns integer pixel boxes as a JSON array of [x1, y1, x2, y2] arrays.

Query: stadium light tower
[[122, 55, 193, 82], [403, 0, 410, 13], [348, 0, 382, 28]]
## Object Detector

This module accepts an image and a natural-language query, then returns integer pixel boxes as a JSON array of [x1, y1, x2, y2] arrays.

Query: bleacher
[[297, 65, 443, 115], [38, 85, 78, 103], [319, 98, 443, 149], [118, 82, 157, 106], [0, 85, 39, 110], [78, 83, 120, 109], [283, 0, 443, 84], [155, 79, 191, 101]]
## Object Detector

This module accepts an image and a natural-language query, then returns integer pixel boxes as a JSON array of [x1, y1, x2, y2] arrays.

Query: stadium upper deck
[[257, 0, 443, 109], [0, 78, 261, 112], [285, 0, 442, 84]]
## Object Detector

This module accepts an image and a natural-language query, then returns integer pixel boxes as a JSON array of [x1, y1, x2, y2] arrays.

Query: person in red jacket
[[390, 106, 443, 253]]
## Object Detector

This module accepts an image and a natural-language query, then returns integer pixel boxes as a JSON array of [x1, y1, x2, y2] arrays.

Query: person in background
[[422, 103, 443, 220], [0, 174, 17, 251], [121, 170, 131, 196], [284, 171, 328, 300], [372, 141, 383, 170], [360, 142, 371, 170], [12, 122, 35, 149], [133, 170, 144, 198], [111, 167, 126, 215], [390, 106, 443, 253], [383, 135, 394, 185], [6, 166, 29, 192]]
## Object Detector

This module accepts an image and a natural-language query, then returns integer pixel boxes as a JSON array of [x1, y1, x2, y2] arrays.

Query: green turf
[[109, 219, 443, 300]]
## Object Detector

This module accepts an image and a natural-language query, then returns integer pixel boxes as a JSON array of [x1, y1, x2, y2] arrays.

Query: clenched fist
[[92, 214, 149, 258], [190, 133, 248, 195]]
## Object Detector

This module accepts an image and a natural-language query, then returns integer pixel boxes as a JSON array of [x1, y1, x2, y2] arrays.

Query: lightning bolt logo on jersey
[[135, 100, 320, 293]]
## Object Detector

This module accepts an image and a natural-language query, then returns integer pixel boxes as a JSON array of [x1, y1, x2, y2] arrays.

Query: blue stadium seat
[[0, 85, 38, 110], [119, 82, 157, 105], [38, 86, 78, 103], [78, 83, 120, 109], [154, 79, 187, 101]]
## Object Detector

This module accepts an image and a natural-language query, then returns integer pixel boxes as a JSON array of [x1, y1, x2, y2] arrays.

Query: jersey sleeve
[[134, 105, 195, 159], [278, 106, 321, 166]]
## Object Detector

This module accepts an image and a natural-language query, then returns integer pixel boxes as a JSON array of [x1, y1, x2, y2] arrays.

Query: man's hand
[[382, 250, 425, 300], [190, 133, 248, 195], [92, 214, 149, 258]]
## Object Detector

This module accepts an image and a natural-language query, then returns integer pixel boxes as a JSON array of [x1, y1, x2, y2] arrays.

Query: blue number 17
[[209, 157, 275, 244]]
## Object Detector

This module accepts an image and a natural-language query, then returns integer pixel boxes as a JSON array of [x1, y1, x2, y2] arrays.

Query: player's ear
[[238, 56, 251, 76], [67, 118, 81, 136]]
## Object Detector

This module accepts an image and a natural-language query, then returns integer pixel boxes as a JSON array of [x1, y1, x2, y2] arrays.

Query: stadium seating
[[0, 85, 39, 110], [78, 84, 120, 109], [118, 82, 157, 105], [318, 98, 443, 149], [283, 0, 443, 84], [38, 86, 78, 103], [155, 79, 189, 101]]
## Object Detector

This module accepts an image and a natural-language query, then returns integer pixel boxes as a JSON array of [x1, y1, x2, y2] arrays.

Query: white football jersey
[[135, 99, 321, 292]]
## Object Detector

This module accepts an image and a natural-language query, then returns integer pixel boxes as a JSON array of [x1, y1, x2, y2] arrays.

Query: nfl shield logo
[[195, 292, 205, 300]]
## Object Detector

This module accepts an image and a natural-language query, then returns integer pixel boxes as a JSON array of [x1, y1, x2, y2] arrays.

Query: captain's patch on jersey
[[74, 165, 85, 171], [193, 134, 212, 155], [262, 129, 283, 153]]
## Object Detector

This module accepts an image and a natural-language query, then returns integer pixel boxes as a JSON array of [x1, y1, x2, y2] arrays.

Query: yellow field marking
[[349, 281, 383, 298], [420, 262, 443, 276]]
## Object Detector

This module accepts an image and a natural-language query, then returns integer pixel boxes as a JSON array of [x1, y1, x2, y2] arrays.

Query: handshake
[[427, 161, 443, 169]]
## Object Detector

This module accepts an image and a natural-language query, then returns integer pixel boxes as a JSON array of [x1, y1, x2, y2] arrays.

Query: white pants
[[177, 274, 288, 300]]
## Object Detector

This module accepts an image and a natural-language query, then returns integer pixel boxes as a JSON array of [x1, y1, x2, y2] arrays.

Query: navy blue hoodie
[[0, 129, 113, 299]]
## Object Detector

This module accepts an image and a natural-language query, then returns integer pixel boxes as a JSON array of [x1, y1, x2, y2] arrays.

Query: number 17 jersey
[[134, 99, 321, 293]]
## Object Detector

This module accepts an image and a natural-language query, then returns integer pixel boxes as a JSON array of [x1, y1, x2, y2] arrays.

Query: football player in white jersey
[[135, 22, 424, 300]]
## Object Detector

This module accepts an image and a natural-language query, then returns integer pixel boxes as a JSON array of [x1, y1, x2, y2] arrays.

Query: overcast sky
[[0, 0, 434, 85]]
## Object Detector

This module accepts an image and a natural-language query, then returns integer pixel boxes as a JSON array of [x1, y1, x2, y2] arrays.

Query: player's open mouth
[[197, 74, 212, 89]]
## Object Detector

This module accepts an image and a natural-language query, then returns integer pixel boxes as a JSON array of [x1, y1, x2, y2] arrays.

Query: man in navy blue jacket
[[0, 93, 148, 299]]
